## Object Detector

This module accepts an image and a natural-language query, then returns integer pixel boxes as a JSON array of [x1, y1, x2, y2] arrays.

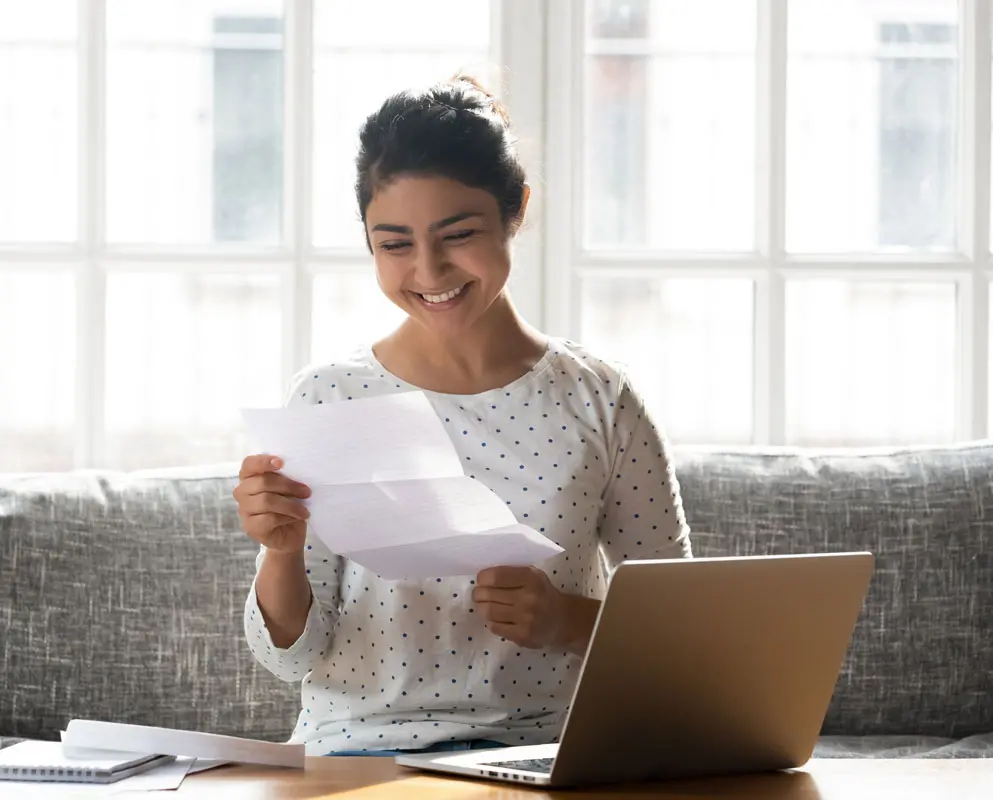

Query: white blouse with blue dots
[[243, 337, 692, 755]]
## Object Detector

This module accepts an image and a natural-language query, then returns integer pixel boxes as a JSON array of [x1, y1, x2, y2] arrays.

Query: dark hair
[[355, 75, 527, 248]]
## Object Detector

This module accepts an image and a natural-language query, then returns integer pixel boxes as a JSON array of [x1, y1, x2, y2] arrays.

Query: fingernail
[[270, 457, 283, 468]]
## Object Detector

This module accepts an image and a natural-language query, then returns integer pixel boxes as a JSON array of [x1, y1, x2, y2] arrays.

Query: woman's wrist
[[553, 592, 601, 656], [256, 548, 312, 649]]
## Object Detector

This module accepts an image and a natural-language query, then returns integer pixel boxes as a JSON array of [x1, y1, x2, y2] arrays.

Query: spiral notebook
[[0, 741, 173, 784]]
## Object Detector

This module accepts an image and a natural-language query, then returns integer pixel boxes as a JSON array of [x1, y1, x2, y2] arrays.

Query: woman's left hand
[[472, 566, 569, 649]]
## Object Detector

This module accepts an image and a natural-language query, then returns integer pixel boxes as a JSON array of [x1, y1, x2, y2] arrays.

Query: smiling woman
[[365, 176, 529, 377], [352, 77, 541, 394], [233, 74, 693, 758]]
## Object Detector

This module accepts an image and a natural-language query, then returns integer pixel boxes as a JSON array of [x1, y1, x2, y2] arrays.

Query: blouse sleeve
[[242, 368, 345, 682], [597, 374, 692, 573]]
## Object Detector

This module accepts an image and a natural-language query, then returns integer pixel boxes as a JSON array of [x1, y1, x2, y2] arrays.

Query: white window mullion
[[498, 0, 546, 330], [283, 0, 314, 387], [959, 0, 992, 440], [544, 0, 581, 339], [958, 272, 987, 439], [75, 0, 106, 469], [962, 0, 992, 263], [754, 0, 788, 445]]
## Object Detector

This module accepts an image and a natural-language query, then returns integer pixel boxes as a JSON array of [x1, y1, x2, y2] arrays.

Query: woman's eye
[[445, 229, 477, 243], [379, 241, 411, 252]]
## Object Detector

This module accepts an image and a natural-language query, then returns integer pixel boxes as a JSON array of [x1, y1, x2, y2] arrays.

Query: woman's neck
[[374, 295, 549, 395]]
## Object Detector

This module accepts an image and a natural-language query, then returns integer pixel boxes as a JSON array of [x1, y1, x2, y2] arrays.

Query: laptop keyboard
[[480, 757, 554, 774]]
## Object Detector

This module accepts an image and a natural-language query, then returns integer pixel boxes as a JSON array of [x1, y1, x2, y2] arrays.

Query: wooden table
[[172, 756, 993, 798]]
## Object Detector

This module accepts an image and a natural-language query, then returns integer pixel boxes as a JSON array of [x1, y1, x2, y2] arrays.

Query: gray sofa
[[2, 445, 992, 757]]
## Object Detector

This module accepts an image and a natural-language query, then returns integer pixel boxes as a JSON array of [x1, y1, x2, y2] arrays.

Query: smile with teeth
[[418, 285, 466, 304]]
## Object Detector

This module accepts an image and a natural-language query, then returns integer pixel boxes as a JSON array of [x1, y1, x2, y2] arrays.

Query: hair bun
[[448, 71, 511, 127]]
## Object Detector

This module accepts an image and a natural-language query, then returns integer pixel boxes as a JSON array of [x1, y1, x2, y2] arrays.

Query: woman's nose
[[414, 242, 451, 282]]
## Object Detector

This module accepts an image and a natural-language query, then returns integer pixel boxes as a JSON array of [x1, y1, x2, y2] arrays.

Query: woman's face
[[364, 175, 525, 338]]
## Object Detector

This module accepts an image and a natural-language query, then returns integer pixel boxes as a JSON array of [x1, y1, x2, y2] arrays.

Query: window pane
[[786, 281, 955, 445], [787, 1, 959, 253], [0, 2, 77, 243], [312, 0, 493, 250], [0, 1, 76, 41], [580, 277, 754, 444], [582, 0, 756, 251], [310, 272, 406, 365], [104, 272, 282, 469], [314, 0, 490, 50], [0, 271, 75, 471], [106, 0, 284, 245]]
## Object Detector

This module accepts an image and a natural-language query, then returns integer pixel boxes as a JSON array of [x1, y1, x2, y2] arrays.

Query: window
[[2, 0, 992, 471], [576, 0, 758, 444], [0, 0, 497, 472], [877, 23, 957, 250], [554, 0, 991, 447]]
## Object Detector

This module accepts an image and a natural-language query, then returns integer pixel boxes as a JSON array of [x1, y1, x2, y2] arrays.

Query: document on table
[[60, 720, 304, 769], [241, 391, 564, 579]]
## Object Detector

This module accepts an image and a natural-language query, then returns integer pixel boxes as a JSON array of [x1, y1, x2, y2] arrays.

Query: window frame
[[543, 0, 993, 445], [0, 0, 991, 468], [0, 0, 545, 469]]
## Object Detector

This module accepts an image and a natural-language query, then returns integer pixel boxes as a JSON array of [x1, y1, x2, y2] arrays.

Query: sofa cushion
[[814, 733, 993, 758], [674, 442, 993, 739], [0, 466, 298, 742], [3, 441, 992, 743]]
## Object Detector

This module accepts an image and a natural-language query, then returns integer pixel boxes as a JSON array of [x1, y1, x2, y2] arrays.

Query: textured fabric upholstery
[[1, 443, 991, 750], [673, 443, 993, 739], [0, 466, 298, 742]]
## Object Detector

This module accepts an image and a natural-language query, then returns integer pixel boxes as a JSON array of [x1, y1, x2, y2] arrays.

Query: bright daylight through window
[[0, 0, 991, 471]]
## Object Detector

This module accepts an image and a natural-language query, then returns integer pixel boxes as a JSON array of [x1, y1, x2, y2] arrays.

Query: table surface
[[172, 756, 993, 799]]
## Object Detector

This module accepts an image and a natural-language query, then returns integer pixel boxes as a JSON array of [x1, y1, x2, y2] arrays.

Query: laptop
[[396, 552, 874, 788]]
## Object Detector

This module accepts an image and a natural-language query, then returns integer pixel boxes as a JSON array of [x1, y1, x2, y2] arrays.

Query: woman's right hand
[[233, 454, 312, 554]]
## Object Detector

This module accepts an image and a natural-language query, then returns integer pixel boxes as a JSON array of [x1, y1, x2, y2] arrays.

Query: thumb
[[239, 453, 284, 481]]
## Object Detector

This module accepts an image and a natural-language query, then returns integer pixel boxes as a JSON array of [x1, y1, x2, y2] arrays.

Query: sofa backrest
[[2, 443, 991, 741], [0, 466, 298, 742], [673, 443, 993, 738]]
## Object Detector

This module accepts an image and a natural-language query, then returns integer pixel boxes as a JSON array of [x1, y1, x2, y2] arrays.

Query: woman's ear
[[509, 184, 531, 236]]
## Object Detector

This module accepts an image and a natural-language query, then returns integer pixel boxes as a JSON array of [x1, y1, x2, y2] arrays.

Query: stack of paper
[[0, 720, 303, 796], [242, 391, 564, 579], [61, 719, 304, 769]]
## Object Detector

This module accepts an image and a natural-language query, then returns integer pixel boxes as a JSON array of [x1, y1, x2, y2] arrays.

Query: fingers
[[243, 516, 307, 552], [475, 566, 533, 589], [471, 586, 517, 605], [485, 622, 519, 642], [239, 453, 283, 481], [239, 493, 310, 521], [235, 471, 311, 501], [243, 513, 300, 541], [477, 602, 518, 626]]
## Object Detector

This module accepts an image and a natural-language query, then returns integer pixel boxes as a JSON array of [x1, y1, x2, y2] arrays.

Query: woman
[[234, 76, 692, 757]]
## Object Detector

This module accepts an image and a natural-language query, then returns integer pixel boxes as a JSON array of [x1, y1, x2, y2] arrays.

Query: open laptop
[[396, 552, 874, 788]]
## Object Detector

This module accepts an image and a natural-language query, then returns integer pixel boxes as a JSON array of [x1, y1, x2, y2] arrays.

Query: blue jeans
[[326, 739, 505, 757]]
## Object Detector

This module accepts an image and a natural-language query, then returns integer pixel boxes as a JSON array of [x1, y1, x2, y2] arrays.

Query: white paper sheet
[[185, 757, 230, 774], [242, 392, 464, 486], [242, 392, 563, 579], [1, 739, 158, 771], [61, 720, 304, 769], [106, 756, 192, 792]]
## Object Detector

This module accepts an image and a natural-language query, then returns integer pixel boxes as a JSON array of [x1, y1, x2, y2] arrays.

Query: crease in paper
[[241, 392, 563, 579]]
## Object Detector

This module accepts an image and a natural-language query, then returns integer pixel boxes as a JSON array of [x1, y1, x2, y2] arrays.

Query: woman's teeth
[[421, 286, 464, 304]]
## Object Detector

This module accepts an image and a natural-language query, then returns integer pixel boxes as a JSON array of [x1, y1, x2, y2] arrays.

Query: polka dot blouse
[[243, 337, 692, 755]]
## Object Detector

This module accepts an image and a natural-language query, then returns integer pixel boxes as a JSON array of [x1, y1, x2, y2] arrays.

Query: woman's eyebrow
[[370, 211, 484, 235]]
